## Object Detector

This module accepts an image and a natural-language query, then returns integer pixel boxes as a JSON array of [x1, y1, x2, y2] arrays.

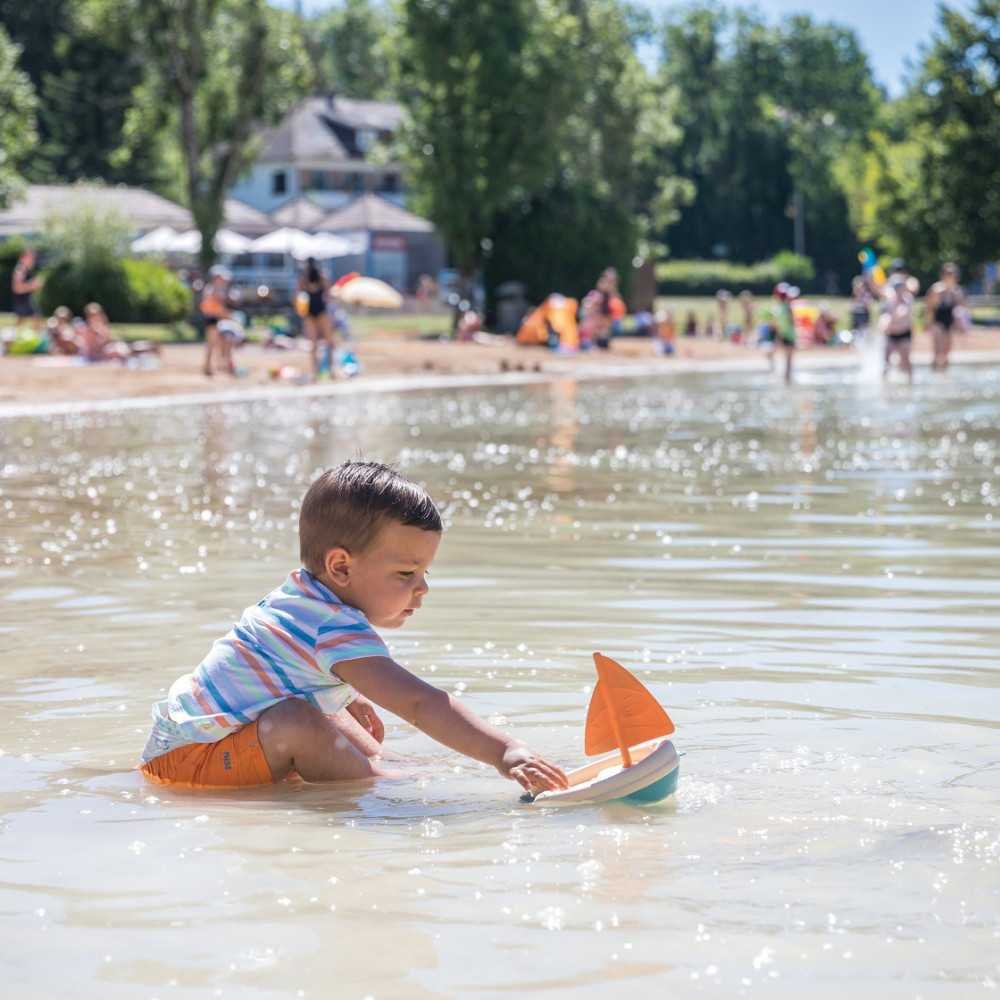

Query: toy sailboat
[[527, 652, 680, 806]]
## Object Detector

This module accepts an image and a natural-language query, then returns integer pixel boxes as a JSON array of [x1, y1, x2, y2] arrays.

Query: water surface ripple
[[1, 368, 998, 998]]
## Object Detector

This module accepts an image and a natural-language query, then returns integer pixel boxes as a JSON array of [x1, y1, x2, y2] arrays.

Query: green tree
[[0, 1, 67, 96], [767, 14, 879, 265], [0, 27, 38, 208], [657, 5, 877, 288], [838, 1, 1000, 279], [903, 0, 999, 273], [486, 0, 690, 304], [397, 0, 580, 284], [129, 0, 312, 272], [0, 0, 160, 187], [35, 4, 150, 184], [311, 0, 394, 99]]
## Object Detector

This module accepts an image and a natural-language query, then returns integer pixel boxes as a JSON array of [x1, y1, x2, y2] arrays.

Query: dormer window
[[272, 170, 287, 195], [356, 129, 376, 153]]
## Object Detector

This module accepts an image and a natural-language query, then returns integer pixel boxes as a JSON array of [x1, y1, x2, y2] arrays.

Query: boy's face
[[327, 522, 441, 628]]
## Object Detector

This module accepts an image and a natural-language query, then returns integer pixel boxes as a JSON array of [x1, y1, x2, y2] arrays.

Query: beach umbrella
[[334, 276, 404, 309], [165, 228, 252, 254], [130, 226, 178, 254], [214, 229, 253, 254], [248, 227, 312, 256], [290, 232, 357, 261]]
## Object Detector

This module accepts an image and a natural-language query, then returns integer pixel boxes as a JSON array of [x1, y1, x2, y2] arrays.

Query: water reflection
[[1, 367, 999, 996]]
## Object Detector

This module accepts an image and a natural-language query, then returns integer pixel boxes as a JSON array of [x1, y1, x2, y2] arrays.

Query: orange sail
[[584, 652, 675, 767]]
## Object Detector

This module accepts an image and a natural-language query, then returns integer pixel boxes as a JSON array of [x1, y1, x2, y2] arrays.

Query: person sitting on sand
[[139, 461, 569, 796], [455, 307, 482, 342], [46, 306, 79, 356], [80, 303, 161, 363]]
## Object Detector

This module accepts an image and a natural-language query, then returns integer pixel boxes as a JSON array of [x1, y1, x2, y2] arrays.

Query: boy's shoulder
[[253, 569, 369, 632]]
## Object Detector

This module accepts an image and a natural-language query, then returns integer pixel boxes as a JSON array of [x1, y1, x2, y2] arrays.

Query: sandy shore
[[2, 326, 999, 415]]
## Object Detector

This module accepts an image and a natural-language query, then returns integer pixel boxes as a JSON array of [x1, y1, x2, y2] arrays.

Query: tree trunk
[[793, 186, 806, 257]]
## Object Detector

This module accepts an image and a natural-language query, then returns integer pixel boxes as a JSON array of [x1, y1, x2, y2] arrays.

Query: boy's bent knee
[[258, 697, 381, 783]]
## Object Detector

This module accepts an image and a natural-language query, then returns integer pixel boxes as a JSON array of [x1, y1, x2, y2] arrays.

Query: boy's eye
[[398, 571, 415, 579]]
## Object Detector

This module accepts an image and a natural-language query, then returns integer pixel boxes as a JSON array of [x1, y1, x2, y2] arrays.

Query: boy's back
[[142, 569, 386, 763]]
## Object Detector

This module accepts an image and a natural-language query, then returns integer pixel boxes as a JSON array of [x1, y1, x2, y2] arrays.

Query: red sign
[[372, 234, 406, 250]]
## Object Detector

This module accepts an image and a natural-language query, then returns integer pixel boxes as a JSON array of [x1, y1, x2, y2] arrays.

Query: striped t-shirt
[[141, 569, 389, 762]]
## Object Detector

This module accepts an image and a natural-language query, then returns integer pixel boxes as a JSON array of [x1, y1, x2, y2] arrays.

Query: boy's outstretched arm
[[333, 656, 568, 793]]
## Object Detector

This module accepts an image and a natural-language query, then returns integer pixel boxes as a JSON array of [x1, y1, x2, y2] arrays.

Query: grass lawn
[[654, 294, 854, 332], [0, 309, 452, 345], [21, 296, 996, 346]]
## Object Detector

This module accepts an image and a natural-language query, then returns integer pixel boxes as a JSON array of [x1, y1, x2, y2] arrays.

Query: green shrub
[[655, 252, 816, 296], [38, 258, 131, 318], [121, 259, 192, 322], [39, 257, 191, 322], [0, 236, 27, 312]]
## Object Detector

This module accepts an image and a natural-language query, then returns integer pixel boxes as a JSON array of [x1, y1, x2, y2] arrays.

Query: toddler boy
[[140, 461, 567, 794]]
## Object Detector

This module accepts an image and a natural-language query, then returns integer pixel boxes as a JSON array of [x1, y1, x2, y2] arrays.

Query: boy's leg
[[257, 698, 385, 782]]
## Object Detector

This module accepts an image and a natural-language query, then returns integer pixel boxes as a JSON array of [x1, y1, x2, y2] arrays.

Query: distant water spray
[[857, 327, 882, 385]]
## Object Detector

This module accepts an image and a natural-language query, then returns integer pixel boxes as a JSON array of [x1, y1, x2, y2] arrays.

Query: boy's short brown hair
[[299, 461, 442, 574]]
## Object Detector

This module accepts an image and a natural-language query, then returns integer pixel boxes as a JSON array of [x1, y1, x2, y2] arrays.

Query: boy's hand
[[498, 744, 569, 793], [347, 695, 385, 743]]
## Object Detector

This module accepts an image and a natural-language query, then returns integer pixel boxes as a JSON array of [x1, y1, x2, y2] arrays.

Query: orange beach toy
[[527, 653, 680, 806]]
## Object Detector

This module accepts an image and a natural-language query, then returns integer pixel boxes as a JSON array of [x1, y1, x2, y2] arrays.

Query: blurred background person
[[925, 262, 965, 372]]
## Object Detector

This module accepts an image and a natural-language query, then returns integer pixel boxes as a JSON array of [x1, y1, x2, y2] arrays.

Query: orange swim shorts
[[139, 721, 274, 789]]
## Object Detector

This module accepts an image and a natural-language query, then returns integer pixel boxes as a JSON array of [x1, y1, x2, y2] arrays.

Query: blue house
[[229, 95, 406, 216]]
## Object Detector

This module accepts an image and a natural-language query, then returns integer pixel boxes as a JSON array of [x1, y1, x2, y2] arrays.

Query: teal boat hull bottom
[[622, 764, 679, 803]]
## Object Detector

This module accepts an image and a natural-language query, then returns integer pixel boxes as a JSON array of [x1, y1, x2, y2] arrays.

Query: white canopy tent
[[248, 227, 367, 261], [129, 226, 178, 254], [170, 228, 252, 254], [131, 227, 252, 255]]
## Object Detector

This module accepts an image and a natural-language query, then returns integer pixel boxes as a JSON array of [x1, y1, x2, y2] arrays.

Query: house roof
[[269, 195, 329, 229], [0, 184, 191, 236], [223, 197, 272, 234], [256, 95, 403, 166], [0, 186, 275, 237], [317, 194, 434, 234]]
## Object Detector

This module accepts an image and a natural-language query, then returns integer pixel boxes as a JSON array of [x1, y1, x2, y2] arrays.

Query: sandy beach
[[2, 325, 999, 412]]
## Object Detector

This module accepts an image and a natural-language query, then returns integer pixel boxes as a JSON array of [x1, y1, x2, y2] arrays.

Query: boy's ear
[[323, 546, 352, 585]]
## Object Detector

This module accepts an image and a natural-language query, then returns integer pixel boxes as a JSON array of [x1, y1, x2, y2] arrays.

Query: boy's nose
[[414, 575, 429, 597]]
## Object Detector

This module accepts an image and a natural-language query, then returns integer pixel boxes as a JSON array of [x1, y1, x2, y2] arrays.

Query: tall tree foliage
[[658, 6, 877, 286], [130, 0, 312, 271], [35, 4, 149, 185], [0, 27, 37, 208], [0, 1, 155, 187], [311, 0, 393, 99], [486, 0, 690, 303], [397, 0, 580, 282], [885, 1, 999, 275]]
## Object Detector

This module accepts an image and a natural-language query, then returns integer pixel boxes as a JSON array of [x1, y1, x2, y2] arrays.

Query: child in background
[[880, 270, 918, 383], [140, 461, 568, 795], [773, 283, 798, 384], [655, 309, 676, 355]]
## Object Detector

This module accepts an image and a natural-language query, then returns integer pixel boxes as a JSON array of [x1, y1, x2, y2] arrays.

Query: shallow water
[[1, 367, 998, 998]]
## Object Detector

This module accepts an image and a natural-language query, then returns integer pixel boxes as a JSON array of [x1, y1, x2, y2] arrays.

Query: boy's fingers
[[533, 761, 568, 789]]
